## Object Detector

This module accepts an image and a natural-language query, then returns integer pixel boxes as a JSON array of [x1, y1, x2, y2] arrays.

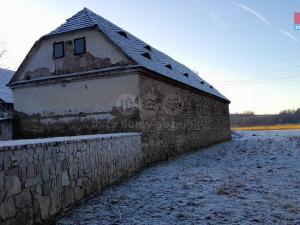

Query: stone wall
[[139, 74, 231, 164], [0, 133, 141, 225]]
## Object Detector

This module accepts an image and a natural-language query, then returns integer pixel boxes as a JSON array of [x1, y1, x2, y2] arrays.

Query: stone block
[[74, 187, 84, 201], [42, 168, 50, 182], [61, 170, 70, 187], [0, 197, 16, 220], [27, 163, 35, 178], [5, 167, 19, 176], [62, 187, 74, 209], [25, 175, 41, 188], [15, 189, 32, 209], [42, 184, 50, 197], [38, 196, 51, 220], [50, 190, 61, 213], [33, 199, 41, 223], [6, 175, 22, 198], [32, 184, 42, 199]]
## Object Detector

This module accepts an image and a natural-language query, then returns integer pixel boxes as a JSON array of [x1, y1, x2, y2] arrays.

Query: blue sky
[[0, 0, 299, 114]]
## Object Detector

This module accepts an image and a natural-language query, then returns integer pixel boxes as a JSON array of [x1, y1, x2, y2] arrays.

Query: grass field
[[233, 124, 300, 131]]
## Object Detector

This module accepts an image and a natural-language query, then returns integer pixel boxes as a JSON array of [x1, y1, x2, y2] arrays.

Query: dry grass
[[233, 124, 300, 131]]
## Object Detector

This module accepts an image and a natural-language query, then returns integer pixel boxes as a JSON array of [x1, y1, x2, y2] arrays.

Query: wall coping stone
[[0, 132, 141, 151]]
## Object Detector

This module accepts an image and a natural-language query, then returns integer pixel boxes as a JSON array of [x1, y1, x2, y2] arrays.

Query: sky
[[0, 0, 299, 114]]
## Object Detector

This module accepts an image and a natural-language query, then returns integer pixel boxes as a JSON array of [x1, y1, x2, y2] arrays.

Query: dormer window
[[144, 45, 152, 51], [53, 42, 64, 58], [141, 52, 151, 59], [74, 37, 86, 55], [117, 31, 128, 38], [165, 64, 172, 70]]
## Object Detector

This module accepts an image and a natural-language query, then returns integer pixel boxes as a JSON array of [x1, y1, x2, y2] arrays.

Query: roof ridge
[[82, 7, 97, 25], [47, 8, 97, 36]]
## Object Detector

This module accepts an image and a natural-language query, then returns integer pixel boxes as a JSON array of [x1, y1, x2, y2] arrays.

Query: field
[[57, 130, 300, 225], [233, 123, 300, 131]]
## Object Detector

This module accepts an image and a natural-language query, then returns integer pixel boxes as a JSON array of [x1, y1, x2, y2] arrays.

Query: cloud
[[280, 30, 298, 42], [209, 10, 230, 29], [231, 1, 270, 25], [230, 1, 298, 43]]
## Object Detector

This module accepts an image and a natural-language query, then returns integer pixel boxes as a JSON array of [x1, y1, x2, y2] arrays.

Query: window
[[74, 37, 86, 55], [53, 42, 64, 58], [183, 73, 189, 77]]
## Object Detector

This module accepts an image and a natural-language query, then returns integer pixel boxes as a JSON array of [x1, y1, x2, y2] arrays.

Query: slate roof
[[47, 8, 228, 102], [0, 69, 14, 104]]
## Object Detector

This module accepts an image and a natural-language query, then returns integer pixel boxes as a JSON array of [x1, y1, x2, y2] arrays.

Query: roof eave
[[138, 67, 230, 104], [41, 24, 98, 41], [8, 65, 142, 89]]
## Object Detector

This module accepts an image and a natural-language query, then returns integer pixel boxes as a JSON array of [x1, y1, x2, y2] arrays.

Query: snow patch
[[57, 130, 300, 225]]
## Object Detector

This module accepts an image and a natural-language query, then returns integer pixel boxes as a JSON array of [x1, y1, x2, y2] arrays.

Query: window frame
[[74, 37, 86, 55], [53, 41, 65, 59]]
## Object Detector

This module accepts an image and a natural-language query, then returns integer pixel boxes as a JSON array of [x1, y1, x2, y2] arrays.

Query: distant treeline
[[230, 108, 300, 127]]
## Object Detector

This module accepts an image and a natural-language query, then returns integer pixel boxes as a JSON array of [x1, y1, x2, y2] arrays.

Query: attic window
[[165, 64, 172, 70], [200, 81, 205, 85], [74, 37, 86, 55], [53, 42, 64, 58], [183, 73, 189, 77], [117, 31, 128, 38], [141, 52, 151, 59], [144, 45, 152, 51], [210, 85, 214, 89]]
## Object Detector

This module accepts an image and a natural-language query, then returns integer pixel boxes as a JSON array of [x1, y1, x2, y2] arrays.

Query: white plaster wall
[[14, 74, 139, 116], [21, 29, 129, 78]]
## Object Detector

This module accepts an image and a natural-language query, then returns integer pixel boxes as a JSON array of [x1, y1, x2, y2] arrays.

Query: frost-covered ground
[[57, 130, 300, 225]]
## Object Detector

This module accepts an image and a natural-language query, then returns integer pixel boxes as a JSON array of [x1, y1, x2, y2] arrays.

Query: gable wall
[[16, 29, 132, 82]]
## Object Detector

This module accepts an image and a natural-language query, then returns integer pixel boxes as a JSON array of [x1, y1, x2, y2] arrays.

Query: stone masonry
[[0, 133, 141, 225], [139, 73, 231, 164], [12, 70, 231, 166]]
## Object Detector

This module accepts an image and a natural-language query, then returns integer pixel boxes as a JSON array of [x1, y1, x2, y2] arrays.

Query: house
[[0, 68, 14, 140], [9, 8, 231, 163]]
